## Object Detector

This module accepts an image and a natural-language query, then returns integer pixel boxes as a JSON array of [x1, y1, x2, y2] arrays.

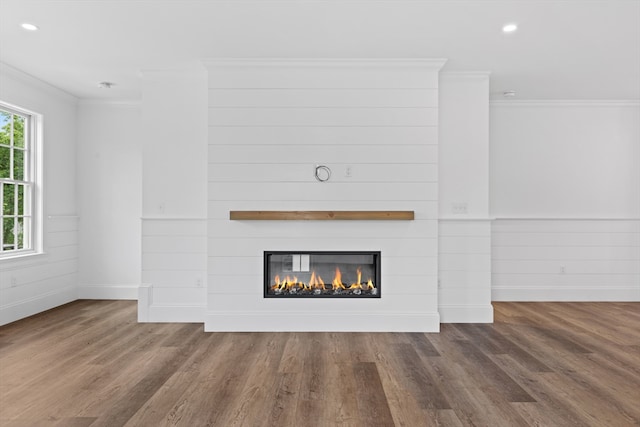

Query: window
[[0, 103, 40, 257]]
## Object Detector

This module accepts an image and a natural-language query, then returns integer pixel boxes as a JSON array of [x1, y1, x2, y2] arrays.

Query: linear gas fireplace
[[264, 251, 381, 298]]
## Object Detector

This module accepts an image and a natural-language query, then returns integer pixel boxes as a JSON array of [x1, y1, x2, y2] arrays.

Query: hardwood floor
[[1, 301, 639, 426]]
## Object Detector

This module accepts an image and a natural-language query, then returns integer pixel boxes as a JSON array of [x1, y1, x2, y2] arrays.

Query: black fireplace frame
[[264, 250, 381, 298]]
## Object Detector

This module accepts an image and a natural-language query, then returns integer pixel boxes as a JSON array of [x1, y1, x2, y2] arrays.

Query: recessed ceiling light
[[21, 23, 39, 31], [502, 23, 518, 33], [98, 81, 116, 89], [503, 90, 517, 98]]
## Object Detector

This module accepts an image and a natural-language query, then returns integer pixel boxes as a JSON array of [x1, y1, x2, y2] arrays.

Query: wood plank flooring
[[0, 301, 638, 426]]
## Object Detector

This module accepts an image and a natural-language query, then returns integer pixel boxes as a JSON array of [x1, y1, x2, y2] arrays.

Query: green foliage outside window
[[0, 110, 26, 251]]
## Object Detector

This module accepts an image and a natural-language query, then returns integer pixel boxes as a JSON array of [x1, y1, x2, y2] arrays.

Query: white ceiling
[[1, 0, 639, 101]]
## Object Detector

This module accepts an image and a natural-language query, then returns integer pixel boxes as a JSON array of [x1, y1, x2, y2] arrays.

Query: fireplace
[[264, 251, 381, 298]]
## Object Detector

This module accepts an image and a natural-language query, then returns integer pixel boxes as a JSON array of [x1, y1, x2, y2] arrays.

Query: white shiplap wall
[[438, 219, 493, 322], [0, 217, 78, 325], [492, 219, 640, 301], [139, 218, 207, 322], [205, 59, 445, 332]]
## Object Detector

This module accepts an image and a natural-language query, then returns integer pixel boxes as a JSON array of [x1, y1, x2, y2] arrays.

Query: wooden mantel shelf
[[229, 210, 415, 221]]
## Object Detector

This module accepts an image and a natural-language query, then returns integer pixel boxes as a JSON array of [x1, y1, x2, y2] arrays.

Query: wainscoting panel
[[438, 219, 493, 322], [139, 218, 207, 322], [492, 219, 640, 301]]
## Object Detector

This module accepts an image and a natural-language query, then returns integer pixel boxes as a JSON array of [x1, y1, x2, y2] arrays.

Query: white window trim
[[0, 101, 43, 260]]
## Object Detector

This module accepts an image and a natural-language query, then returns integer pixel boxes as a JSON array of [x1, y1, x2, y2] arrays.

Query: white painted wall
[[491, 102, 640, 218], [0, 63, 78, 325], [76, 102, 142, 299], [205, 59, 444, 332], [138, 67, 209, 321], [491, 102, 640, 301], [438, 72, 493, 322]]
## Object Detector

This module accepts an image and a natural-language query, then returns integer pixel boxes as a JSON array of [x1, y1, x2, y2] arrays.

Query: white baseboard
[[146, 305, 206, 323], [137, 283, 204, 323], [204, 312, 441, 332], [439, 304, 494, 323], [78, 284, 138, 300], [0, 286, 77, 326], [492, 287, 640, 302]]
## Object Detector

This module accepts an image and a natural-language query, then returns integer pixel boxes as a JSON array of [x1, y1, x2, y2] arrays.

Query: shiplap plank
[[142, 253, 207, 272], [207, 182, 438, 202], [208, 144, 438, 165], [142, 219, 207, 237], [0, 273, 76, 303], [151, 287, 207, 305], [491, 259, 640, 275], [492, 232, 640, 247], [439, 236, 492, 254], [493, 220, 640, 233], [209, 107, 438, 127], [209, 126, 438, 146], [206, 293, 438, 313], [492, 273, 640, 288], [142, 236, 207, 254], [142, 270, 206, 288], [47, 231, 78, 248], [208, 219, 437, 238], [209, 163, 438, 183], [439, 253, 491, 272], [206, 63, 441, 89], [208, 238, 437, 257], [492, 245, 640, 260], [0, 260, 77, 290], [208, 88, 439, 108]]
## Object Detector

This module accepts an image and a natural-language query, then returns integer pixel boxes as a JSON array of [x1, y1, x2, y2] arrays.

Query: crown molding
[[0, 62, 77, 105], [77, 98, 141, 107], [440, 71, 491, 79], [202, 58, 448, 70]]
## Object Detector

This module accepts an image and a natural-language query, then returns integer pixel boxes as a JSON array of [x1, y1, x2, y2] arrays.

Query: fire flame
[[347, 267, 363, 290], [332, 267, 345, 290], [308, 271, 326, 290], [271, 266, 375, 294]]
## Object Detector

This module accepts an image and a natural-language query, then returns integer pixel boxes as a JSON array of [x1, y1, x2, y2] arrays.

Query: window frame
[[0, 101, 42, 260]]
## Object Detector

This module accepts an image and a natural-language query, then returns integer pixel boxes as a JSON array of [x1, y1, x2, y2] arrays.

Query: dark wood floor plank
[[365, 334, 440, 426], [452, 340, 536, 403], [392, 343, 451, 410], [352, 362, 395, 427], [1, 301, 639, 426], [405, 332, 441, 357]]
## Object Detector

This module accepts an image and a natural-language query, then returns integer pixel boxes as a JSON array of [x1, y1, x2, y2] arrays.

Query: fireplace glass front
[[264, 251, 381, 298]]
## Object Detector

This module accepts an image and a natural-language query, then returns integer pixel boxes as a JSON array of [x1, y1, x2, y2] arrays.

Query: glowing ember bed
[[264, 251, 381, 298]]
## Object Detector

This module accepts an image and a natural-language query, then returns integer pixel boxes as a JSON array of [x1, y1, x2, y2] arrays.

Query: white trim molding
[[439, 304, 494, 323], [0, 286, 77, 326], [205, 311, 441, 332], [78, 285, 138, 300], [138, 284, 205, 323], [203, 58, 448, 70]]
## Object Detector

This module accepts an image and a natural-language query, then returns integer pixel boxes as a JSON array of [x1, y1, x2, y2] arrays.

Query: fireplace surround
[[264, 251, 381, 298]]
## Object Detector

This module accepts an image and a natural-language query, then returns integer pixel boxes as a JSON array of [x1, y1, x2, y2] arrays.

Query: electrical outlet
[[10, 276, 17, 287], [560, 265, 566, 274], [451, 202, 468, 214], [196, 277, 203, 287], [345, 165, 353, 178]]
